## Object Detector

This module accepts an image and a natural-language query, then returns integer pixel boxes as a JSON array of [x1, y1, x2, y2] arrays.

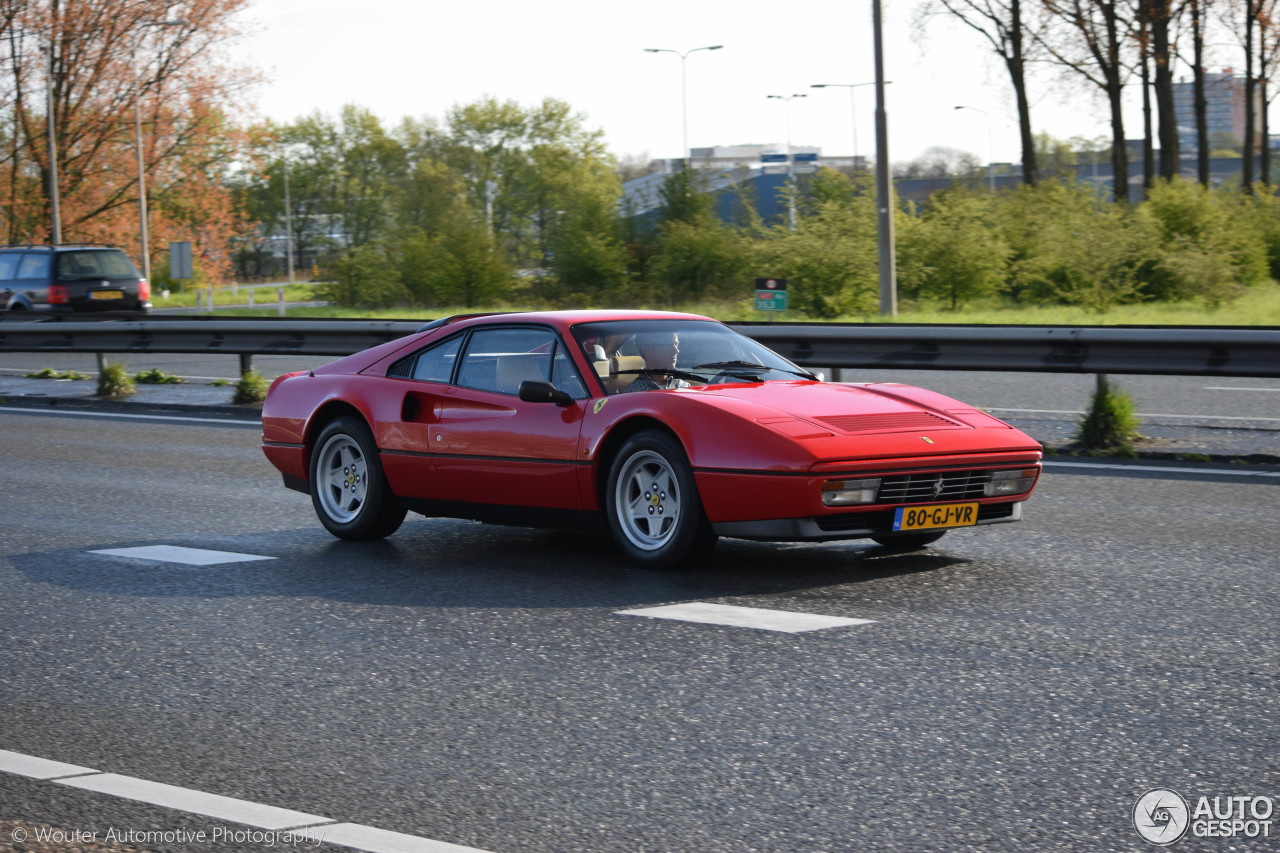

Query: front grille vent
[[877, 469, 992, 503], [816, 411, 962, 434]]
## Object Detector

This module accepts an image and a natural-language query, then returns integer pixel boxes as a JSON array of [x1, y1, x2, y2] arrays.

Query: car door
[[422, 326, 589, 509], [0, 252, 18, 308]]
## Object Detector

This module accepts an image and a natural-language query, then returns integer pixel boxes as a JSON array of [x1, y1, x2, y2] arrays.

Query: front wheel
[[605, 431, 711, 569], [309, 416, 407, 540]]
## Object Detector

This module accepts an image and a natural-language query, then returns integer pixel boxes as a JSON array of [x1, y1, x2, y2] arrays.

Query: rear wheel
[[606, 430, 711, 569], [870, 530, 947, 550], [309, 416, 407, 540]]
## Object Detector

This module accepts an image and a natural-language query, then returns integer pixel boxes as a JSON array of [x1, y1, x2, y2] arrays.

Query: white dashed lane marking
[[89, 545, 276, 566], [0, 749, 496, 853], [617, 602, 875, 633]]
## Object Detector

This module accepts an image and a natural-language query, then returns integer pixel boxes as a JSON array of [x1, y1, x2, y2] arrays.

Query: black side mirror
[[518, 380, 573, 406]]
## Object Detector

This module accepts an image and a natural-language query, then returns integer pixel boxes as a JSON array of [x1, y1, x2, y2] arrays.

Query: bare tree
[[1041, 0, 1134, 201], [923, 0, 1043, 184]]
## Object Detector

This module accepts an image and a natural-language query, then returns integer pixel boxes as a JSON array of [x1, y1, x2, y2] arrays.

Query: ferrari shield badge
[[593, 398, 608, 415], [920, 436, 935, 444]]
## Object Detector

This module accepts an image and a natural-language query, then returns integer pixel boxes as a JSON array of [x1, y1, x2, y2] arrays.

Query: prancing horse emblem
[[931, 475, 945, 498], [920, 436, 935, 444]]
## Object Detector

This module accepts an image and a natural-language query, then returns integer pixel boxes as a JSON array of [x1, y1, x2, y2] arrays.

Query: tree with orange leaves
[[0, 0, 257, 282]]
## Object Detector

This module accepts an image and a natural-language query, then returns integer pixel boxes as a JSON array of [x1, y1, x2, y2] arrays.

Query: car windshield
[[571, 319, 814, 396], [56, 250, 139, 280]]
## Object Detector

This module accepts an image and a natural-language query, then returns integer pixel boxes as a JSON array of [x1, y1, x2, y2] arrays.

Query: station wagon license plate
[[90, 290, 124, 300], [893, 502, 979, 531]]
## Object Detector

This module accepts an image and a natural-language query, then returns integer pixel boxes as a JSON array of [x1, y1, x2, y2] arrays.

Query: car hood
[[678, 380, 1041, 463]]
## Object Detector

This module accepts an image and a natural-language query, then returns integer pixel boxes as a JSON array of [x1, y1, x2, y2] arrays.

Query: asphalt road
[[1, 408, 1278, 852]]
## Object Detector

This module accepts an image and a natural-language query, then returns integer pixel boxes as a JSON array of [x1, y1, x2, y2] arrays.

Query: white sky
[[228, 0, 1232, 168]]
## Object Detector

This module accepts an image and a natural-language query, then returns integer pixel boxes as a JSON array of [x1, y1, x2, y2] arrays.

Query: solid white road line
[[319, 823, 493, 853], [0, 749, 97, 780], [57, 774, 331, 830], [987, 406, 1280, 423], [89, 545, 275, 566], [1203, 386, 1280, 392], [0, 749, 499, 853], [1043, 460, 1280, 478], [617, 602, 875, 633], [0, 405, 259, 426]]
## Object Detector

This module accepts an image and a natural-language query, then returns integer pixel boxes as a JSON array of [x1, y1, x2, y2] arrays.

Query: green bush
[[27, 367, 90, 380], [1074, 375, 1141, 451], [134, 368, 183, 384], [232, 370, 269, 404], [97, 362, 136, 397]]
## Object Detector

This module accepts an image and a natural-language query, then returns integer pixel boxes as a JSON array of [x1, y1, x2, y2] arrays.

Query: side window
[[410, 335, 462, 383], [456, 327, 555, 395], [551, 349, 587, 399], [0, 253, 18, 281], [17, 253, 50, 279]]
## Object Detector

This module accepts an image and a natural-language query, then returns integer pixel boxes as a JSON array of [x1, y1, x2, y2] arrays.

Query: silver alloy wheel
[[614, 449, 682, 551], [315, 432, 369, 524]]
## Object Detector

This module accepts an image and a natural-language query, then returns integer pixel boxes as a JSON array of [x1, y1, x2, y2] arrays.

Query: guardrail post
[[96, 353, 107, 375], [277, 287, 286, 317], [239, 353, 253, 376], [248, 290, 254, 309]]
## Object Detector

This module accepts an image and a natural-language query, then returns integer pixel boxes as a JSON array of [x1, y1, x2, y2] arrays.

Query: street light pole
[[41, 37, 61, 245], [767, 94, 806, 230], [873, 0, 897, 316], [132, 20, 185, 283], [643, 45, 723, 168], [954, 105, 994, 190], [282, 151, 295, 285], [810, 82, 880, 168]]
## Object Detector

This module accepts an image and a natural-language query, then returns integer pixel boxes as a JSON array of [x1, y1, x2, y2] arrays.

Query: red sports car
[[261, 310, 1042, 568]]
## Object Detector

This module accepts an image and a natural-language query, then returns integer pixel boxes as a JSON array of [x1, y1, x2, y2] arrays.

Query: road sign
[[793, 152, 818, 162], [760, 153, 788, 163], [754, 277, 788, 312]]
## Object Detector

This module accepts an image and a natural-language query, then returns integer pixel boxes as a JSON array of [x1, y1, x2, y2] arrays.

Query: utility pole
[[873, 0, 897, 316]]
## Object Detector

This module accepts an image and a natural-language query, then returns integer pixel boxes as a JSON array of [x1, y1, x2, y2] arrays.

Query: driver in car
[[623, 331, 687, 392]]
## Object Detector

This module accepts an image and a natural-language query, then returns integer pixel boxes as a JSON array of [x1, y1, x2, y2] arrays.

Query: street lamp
[[954, 105, 995, 190], [767, 94, 806, 230], [643, 45, 723, 167], [810, 82, 883, 168], [133, 20, 186, 283], [39, 36, 61, 244]]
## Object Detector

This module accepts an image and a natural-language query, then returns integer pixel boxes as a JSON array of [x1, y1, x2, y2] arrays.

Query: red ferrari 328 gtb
[[261, 311, 1042, 568]]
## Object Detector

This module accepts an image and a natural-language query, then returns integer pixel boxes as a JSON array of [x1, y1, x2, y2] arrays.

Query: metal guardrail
[[0, 317, 1278, 378]]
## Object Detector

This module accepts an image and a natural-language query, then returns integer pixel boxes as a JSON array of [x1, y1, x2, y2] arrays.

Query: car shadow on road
[[9, 516, 981, 612]]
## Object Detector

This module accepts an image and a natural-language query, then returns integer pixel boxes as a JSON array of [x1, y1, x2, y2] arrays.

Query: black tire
[[605, 430, 709, 569], [870, 530, 948, 550], [309, 416, 407, 540]]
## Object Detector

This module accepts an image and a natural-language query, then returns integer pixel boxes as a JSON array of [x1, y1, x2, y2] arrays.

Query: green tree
[[323, 242, 410, 308], [753, 169, 880, 317], [399, 221, 511, 308], [898, 187, 1010, 310]]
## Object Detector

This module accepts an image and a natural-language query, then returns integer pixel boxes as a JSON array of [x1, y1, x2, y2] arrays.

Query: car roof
[[430, 309, 717, 335]]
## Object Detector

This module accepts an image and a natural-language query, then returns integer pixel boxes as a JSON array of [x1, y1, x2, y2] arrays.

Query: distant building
[[1172, 70, 1263, 152]]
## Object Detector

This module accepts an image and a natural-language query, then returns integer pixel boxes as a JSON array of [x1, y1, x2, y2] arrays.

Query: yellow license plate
[[90, 290, 124, 300], [893, 502, 979, 531]]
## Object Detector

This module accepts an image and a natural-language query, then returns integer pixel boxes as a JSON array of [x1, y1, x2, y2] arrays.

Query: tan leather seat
[[496, 355, 546, 395], [607, 355, 646, 393]]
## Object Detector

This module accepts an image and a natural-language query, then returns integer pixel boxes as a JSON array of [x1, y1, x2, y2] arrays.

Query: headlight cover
[[821, 478, 882, 506], [984, 468, 1039, 496]]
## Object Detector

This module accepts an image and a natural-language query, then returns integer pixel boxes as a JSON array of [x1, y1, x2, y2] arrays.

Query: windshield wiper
[[691, 361, 820, 381]]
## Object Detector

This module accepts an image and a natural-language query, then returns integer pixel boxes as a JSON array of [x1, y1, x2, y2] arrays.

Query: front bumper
[[711, 500, 1022, 541]]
